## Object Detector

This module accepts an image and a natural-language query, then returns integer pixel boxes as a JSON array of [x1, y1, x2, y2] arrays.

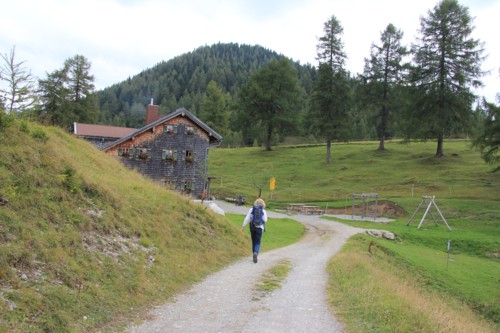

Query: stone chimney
[[145, 98, 159, 125]]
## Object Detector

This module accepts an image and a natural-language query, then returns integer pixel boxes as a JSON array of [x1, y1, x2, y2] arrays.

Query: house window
[[184, 150, 194, 163], [186, 126, 196, 135], [164, 177, 174, 189], [164, 124, 177, 134], [118, 147, 132, 158], [183, 179, 195, 192], [136, 147, 150, 160], [162, 149, 177, 161]]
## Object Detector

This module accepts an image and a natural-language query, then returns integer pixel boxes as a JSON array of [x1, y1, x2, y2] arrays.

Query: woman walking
[[241, 198, 268, 263]]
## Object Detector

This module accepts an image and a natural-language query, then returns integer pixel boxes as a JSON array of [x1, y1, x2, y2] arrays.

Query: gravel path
[[127, 201, 364, 333]]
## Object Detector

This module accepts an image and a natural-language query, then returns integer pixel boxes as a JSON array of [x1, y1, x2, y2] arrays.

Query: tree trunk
[[435, 134, 444, 157], [266, 125, 272, 151], [378, 105, 387, 151], [378, 135, 385, 151], [326, 139, 332, 164]]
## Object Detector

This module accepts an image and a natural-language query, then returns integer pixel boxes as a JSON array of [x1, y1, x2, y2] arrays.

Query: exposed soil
[[325, 200, 407, 218]]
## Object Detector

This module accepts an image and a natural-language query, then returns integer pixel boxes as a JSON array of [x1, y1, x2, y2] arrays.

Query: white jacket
[[242, 207, 268, 230]]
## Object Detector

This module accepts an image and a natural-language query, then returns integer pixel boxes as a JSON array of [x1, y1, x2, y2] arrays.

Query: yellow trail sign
[[270, 177, 276, 191]]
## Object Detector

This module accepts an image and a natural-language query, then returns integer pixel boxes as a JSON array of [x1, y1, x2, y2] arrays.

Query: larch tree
[[200, 80, 229, 135], [312, 15, 352, 163], [473, 93, 499, 171], [316, 15, 346, 72], [362, 23, 408, 151], [411, 0, 484, 157], [65, 55, 98, 125], [0, 46, 36, 114], [238, 58, 303, 151]]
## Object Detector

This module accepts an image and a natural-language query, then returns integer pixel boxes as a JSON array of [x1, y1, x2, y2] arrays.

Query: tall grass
[[328, 236, 497, 333], [0, 121, 249, 332]]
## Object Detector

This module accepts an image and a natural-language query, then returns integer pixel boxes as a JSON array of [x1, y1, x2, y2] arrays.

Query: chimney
[[145, 99, 159, 125]]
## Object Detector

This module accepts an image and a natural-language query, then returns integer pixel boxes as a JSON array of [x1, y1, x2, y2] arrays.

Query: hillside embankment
[[0, 120, 248, 332]]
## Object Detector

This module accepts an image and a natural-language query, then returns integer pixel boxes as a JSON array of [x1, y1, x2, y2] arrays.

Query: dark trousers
[[250, 225, 263, 254]]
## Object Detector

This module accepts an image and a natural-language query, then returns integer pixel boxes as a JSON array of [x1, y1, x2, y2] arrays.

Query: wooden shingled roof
[[102, 107, 223, 151]]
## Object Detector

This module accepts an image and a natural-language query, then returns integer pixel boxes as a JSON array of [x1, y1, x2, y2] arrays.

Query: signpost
[[270, 177, 276, 199]]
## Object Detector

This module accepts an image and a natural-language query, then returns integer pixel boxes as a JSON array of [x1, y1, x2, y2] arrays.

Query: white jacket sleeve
[[242, 208, 253, 227]]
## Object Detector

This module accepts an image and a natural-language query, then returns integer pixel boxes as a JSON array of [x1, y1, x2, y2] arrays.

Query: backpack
[[251, 205, 264, 227]]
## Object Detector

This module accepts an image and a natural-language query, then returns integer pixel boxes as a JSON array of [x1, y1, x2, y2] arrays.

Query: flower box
[[138, 152, 149, 160]]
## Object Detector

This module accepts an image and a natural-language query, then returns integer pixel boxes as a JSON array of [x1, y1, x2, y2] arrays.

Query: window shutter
[[174, 125, 178, 134], [173, 150, 177, 161]]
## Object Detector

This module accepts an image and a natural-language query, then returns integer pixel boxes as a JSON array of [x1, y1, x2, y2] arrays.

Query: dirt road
[[127, 201, 363, 333]]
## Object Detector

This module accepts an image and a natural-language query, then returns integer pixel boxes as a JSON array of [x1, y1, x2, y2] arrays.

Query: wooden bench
[[287, 204, 305, 214], [287, 204, 323, 215], [300, 205, 322, 215]]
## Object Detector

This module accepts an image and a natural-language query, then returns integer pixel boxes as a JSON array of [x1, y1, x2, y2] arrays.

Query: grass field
[[209, 139, 499, 331], [209, 140, 498, 205]]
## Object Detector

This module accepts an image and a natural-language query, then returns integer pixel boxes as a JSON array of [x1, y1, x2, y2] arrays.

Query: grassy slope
[[328, 236, 498, 333], [0, 120, 251, 332], [209, 140, 499, 204], [209, 140, 499, 330]]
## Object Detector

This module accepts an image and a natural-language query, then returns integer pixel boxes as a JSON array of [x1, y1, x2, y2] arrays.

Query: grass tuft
[[254, 259, 292, 298]]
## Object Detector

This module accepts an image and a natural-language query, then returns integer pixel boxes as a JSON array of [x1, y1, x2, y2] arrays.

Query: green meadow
[[209, 139, 499, 331], [209, 140, 498, 204]]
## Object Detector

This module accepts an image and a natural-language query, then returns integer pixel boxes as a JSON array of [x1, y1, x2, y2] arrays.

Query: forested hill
[[97, 43, 317, 128]]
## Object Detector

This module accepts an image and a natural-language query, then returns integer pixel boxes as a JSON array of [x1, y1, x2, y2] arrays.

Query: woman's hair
[[254, 198, 266, 208]]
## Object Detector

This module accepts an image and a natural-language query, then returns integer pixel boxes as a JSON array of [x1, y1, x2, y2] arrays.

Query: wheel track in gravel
[[127, 201, 363, 333]]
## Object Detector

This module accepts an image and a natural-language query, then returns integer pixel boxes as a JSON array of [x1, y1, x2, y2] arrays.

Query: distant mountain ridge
[[97, 43, 317, 128]]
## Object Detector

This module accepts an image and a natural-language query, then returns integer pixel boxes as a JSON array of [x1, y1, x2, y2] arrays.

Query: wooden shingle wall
[[105, 116, 211, 197]]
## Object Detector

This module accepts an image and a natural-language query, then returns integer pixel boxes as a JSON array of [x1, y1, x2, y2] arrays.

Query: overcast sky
[[1, 0, 498, 102]]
